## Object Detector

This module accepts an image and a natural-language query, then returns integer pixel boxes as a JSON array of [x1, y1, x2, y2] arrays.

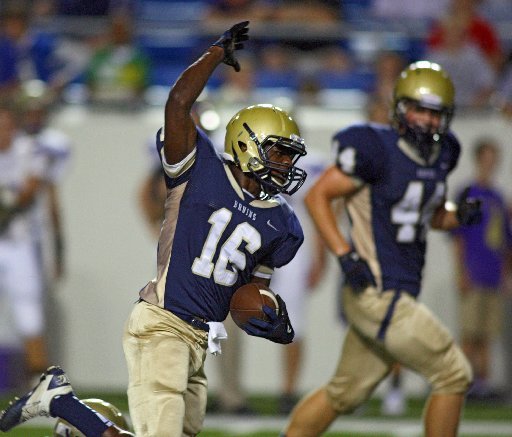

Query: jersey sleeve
[[155, 127, 197, 188], [332, 125, 385, 184], [265, 206, 304, 269]]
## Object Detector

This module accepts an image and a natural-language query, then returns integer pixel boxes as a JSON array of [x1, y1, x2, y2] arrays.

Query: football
[[230, 283, 279, 328]]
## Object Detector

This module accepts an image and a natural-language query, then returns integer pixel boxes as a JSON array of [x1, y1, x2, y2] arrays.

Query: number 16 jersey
[[139, 128, 304, 323]]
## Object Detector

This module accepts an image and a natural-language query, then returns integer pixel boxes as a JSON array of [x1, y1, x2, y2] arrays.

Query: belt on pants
[[173, 311, 210, 332], [137, 299, 210, 332]]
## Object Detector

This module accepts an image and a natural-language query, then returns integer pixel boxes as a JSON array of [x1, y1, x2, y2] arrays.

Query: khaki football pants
[[123, 301, 209, 436], [326, 287, 472, 413]]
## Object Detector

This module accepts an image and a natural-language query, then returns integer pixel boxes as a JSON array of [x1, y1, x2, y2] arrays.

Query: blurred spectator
[[17, 87, 71, 283], [204, 0, 275, 24], [426, 0, 504, 72], [297, 76, 322, 105], [370, 0, 449, 20], [0, 10, 19, 97], [320, 46, 354, 72], [55, 0, 111, 15], [369, 50, 406, 103], [216, 53, 257, 105], [255, 44, 300, 90], [273, 0, 341, 23], [365, 92, 391, 124], [270, 148, 329, 415], [0, 3, 89, 100], [35, 0, 134, 16], [0, 103, 50, 386], [17, 86, 72, 365], [451, 138, 512, 401], [138, 143, 165, 240], [311, 46, 372, 92], [270, 1, 341, 52], [425, 11, 496, 109], [492, 49, 512, 119], [84, 12, 150, 108]]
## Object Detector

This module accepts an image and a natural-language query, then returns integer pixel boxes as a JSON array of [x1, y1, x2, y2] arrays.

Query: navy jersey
[[139, 128, 304, 322], [333, 123, 460, 297]]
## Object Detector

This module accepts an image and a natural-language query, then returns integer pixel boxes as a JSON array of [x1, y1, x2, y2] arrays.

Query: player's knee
[[431, 345, 473, 394], [326, 380, 368, 414]]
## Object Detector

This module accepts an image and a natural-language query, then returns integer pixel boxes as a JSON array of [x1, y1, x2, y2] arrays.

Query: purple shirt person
[[451, 138, 512, 400], [452, 184, 512, 288]]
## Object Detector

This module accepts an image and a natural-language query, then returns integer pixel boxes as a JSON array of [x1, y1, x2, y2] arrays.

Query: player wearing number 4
[[122, 21, 307, 436], [282, 61, 482, 437]]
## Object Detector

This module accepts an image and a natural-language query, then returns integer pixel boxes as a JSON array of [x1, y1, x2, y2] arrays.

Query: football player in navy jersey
[[283, 62, 482, 437], [122, 21, 308, 436]]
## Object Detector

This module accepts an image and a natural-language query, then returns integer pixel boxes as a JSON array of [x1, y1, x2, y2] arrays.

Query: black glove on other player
[[338, 250, 376, 294]]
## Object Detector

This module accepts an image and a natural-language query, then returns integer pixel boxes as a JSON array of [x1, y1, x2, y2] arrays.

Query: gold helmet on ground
[[53, 398, 129, 436], [224, 104, 307, 197], [393, 61, 455, 156]]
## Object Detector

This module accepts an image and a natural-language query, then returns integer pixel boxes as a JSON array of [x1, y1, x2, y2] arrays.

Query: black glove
[[456, 187, 482, 225], [338, 250, 376, 294], [212, 21, 249, 72], [242, 294, 294, 344]]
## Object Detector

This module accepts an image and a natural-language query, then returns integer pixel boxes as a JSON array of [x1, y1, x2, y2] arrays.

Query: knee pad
[[430, 343, 473, 394]]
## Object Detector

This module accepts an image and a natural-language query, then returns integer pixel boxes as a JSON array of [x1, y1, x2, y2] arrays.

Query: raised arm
[[163, 21, 249, 165]]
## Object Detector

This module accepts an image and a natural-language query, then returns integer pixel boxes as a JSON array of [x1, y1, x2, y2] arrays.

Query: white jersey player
[[30, 127, 72, 282], [22, 98, 72, 283], [0, 106, 50, 380]]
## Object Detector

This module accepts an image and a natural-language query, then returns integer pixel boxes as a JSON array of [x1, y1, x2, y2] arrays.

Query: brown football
[[230, 283, 279, 329]]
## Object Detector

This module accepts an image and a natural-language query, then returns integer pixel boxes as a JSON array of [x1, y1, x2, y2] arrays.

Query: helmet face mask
[[393, 61, 455, 159], [225, 104, 307, 197]]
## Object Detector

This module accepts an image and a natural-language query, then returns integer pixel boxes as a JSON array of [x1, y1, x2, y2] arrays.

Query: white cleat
[[0, 366, 73, 432]]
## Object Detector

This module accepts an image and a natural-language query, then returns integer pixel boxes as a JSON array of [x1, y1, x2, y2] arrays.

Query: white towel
[[207, 322, 228, 355]]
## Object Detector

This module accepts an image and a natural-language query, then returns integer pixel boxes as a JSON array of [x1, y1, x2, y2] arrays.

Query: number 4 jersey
[[333, 123, 460, 297], [139, 128, 304, 322]]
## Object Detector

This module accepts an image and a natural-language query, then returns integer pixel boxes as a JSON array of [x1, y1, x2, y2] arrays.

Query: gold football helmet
[[224, 104, 307, 197], [393, 61, 455, 155], [53, 398, 129, 436]]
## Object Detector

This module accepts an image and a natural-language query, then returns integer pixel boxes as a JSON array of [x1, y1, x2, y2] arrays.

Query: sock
[[50, 393, 112, 437]]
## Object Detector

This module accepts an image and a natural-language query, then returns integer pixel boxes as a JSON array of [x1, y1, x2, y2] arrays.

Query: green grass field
[[1, 393, 511, 436]]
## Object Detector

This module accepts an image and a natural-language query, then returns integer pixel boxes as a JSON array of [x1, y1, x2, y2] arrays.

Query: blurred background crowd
[[1, 0, 512, 115]]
